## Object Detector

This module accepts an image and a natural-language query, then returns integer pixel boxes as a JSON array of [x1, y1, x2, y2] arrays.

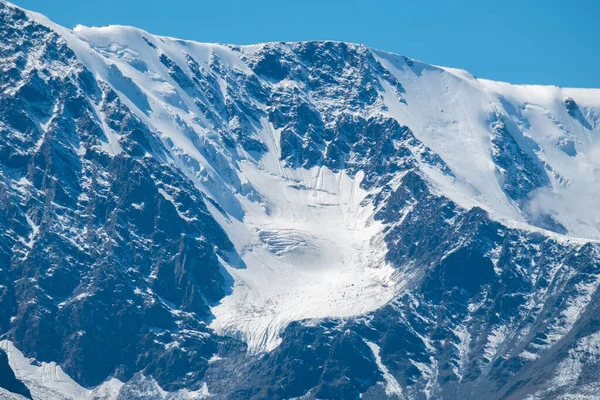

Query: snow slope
[[375, 50, 600, 239], [60, 22, 600, 245]]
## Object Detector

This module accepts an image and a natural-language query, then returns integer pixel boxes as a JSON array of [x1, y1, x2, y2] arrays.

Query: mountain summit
[[1, 2, 600, 399]]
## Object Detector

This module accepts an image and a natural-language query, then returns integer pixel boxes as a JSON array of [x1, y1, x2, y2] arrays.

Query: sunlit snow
[[207, 130, 402, 351]]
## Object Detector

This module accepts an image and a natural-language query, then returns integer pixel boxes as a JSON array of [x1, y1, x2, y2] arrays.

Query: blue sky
[[10, 0, 600, 88]]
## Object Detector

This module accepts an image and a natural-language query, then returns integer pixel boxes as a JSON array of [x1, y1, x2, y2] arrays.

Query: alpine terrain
[[1, 2, 600, 399]]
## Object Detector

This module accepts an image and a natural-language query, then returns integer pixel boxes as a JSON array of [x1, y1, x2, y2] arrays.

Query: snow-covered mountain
[[1, 1, 600, 399]]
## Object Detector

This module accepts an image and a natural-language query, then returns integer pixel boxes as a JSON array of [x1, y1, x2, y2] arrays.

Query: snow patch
[[0, 340, 212, 399], [0, 340, 123, 400], [365, 340, 403, 398]]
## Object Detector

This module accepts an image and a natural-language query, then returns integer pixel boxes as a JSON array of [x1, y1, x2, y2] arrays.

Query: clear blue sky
[[9, 0, 600, 88]]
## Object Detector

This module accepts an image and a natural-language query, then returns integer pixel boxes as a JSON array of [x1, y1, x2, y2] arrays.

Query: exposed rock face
[[0, 3, 232, 391], [1, 2, 600, 399]]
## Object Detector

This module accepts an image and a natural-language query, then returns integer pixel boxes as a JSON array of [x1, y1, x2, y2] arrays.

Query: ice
[[208, 158, 402, 352]]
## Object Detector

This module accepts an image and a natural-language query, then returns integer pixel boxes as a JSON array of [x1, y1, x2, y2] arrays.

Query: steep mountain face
[[1, 2, 600, 399]]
